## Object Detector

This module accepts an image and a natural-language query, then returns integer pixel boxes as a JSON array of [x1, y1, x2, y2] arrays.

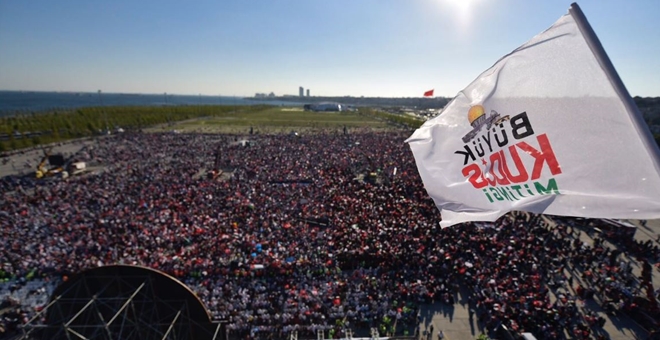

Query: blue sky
[[1, 0, 658, 97]]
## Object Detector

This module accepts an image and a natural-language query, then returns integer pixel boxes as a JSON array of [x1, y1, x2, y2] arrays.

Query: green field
[[147, 107, 391, 134], [0, 105, 421, 152]]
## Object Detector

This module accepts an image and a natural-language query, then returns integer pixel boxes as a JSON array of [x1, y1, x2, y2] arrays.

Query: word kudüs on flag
[[407, 3, 660, 227]]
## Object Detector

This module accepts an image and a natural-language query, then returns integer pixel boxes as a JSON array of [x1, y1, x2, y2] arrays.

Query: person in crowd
[[0, 131, 656, 339]]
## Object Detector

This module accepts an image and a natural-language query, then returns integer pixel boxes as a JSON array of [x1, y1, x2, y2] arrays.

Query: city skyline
[[0, 0, 659, 98]]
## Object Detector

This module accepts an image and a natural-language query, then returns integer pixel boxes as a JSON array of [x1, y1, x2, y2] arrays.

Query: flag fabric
[[424, 89, 434, 97], [406, 3, 660, 228]]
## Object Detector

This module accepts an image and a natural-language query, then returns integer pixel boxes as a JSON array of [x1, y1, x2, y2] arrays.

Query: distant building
[[304, 102, 342, 112], [255, 92, 275, 98], [299, 87, 304, 97], [306, 89, 310, 97]]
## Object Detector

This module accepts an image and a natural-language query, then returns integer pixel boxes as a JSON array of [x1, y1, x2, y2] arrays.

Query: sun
[[444, 0, 473, 13], [440, 0, 481, 32]]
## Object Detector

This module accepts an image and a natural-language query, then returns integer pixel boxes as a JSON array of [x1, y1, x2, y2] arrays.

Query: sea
[[0, 91, 301, 116]]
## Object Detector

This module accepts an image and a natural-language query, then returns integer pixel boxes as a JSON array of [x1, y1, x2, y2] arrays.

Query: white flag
[[407, 3, 660, 227]]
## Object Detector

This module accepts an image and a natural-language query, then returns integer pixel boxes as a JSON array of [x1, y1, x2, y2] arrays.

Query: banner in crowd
[[407, 3, 660, 227]]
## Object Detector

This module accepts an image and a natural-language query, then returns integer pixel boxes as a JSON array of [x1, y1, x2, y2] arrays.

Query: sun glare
[[446, 0, 473, 13], [440, 0, 481, 33]]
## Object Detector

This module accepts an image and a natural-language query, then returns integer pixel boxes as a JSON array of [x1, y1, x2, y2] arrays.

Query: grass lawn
[[146, 107, 391, 134]]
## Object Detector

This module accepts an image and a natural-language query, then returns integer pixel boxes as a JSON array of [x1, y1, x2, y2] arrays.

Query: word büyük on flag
[[406, 3, 660, 227]]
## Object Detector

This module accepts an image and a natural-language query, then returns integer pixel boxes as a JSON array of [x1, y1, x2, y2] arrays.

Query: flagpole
[[569, 3, 660, 170]]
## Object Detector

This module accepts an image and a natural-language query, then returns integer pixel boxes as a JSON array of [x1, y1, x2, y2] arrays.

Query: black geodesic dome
[[21, 265, 224, 340]]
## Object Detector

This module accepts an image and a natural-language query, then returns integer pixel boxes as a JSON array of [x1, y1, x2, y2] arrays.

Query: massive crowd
[[1, 130, 658, 339]]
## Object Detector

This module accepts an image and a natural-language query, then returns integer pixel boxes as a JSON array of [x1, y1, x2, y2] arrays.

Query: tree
[[87, 122, 97, 134], [51, 124, 60, 140]]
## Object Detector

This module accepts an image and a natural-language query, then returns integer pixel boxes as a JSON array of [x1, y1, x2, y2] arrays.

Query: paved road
[[0, 139, 97, 177], [418, 297, 478, 340]]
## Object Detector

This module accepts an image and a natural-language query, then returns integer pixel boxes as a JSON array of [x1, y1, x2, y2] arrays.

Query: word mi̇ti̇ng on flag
[[406, 3, 660, 227]]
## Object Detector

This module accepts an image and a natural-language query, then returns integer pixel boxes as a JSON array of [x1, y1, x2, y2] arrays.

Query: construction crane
[[35, 147, 88, 179], [35, 148, 57, 179]]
